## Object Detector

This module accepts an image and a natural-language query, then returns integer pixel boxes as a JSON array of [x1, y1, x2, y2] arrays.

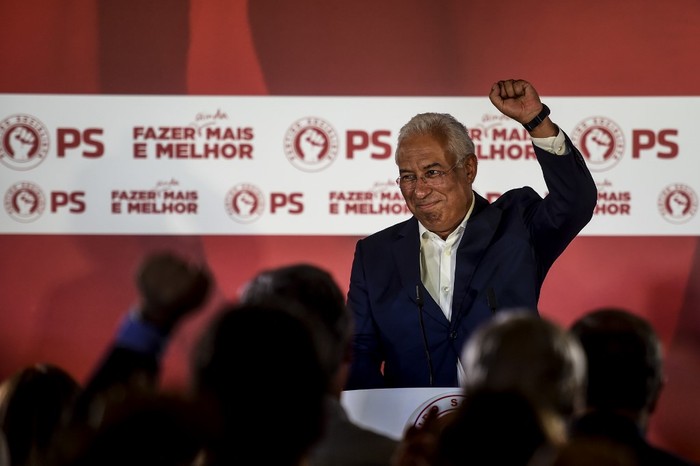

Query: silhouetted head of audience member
[[0, 363, 81, 466], [48, 393, 206, 466], [191, 302, 326, 466], [569, 308, 664, 431], [461, 311, 587, 425], [435, 388, 561, 466], [240, 263, 351, 396]]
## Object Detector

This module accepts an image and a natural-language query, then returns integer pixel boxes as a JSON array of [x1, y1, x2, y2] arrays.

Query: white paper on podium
[[340, 387, 464, 440]]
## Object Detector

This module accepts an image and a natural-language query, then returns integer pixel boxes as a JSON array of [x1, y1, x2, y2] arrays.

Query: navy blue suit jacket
[[346, 136, 596, 389]]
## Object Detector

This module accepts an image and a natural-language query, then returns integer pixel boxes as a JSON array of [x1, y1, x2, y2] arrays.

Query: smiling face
[[397, 133, 477, 239]]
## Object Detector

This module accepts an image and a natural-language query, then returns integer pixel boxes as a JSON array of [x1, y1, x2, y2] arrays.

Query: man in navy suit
[[346, 79, 597, 389]]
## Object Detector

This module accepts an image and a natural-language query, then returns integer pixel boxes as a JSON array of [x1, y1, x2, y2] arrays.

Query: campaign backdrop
[[1, 0, 699, 460], [2, 95, 699, 235]]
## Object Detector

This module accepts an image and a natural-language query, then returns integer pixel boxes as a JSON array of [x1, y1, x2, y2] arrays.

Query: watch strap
[[523, 104, 550, 132]]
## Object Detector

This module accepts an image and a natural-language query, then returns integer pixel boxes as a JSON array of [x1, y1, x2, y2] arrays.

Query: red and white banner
[[2, 95, 698, 235]]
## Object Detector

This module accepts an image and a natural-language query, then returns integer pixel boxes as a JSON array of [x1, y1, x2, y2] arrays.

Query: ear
[[464, 153, 478, 183]]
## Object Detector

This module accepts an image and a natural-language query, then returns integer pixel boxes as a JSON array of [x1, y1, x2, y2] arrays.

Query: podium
[[340, 387, 464, 440]]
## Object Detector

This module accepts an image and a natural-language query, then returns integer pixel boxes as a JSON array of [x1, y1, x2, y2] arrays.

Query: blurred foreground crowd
[[0, 252, 695, 466]]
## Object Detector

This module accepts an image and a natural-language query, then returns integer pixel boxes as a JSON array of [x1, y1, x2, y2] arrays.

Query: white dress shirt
[[416, 129, 568, 385]]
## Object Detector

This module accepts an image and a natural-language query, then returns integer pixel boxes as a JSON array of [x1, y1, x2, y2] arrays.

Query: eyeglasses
[[395, 162, 462, 189]]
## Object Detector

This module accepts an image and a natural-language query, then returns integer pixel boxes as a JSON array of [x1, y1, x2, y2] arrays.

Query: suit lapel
[[451, 193, 502, 323], [393, 218, 449, 327]]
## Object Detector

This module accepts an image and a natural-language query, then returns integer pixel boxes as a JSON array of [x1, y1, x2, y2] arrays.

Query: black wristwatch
[[522, 104, 550, 132]]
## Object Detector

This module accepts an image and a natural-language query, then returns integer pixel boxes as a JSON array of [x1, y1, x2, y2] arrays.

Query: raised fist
[[137, 252, 212, 332], [584, 128, 612, 163], [9, 127, 36, 161], [299, 128, 326, 161]]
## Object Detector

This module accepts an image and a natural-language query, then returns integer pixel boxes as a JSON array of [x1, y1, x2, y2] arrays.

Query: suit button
[[449, 331, 457, 340]]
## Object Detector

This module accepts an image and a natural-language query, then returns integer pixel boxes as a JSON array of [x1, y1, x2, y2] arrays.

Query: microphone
[[416, 284, 434, 386], [487, 287, 498, 314]]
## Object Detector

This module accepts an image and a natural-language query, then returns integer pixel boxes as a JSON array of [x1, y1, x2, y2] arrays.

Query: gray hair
[[461, 310, 587, 418], [395, 112, 476, 165]]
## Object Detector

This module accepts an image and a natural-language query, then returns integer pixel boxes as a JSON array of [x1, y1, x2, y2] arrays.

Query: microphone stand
[[416, 284, 434, 386]]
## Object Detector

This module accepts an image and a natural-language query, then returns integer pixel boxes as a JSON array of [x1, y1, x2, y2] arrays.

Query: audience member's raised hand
[[136, 252, 211, 332]]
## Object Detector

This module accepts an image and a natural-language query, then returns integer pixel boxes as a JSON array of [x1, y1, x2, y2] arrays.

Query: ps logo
[[284, 117, 339, 172], [4, 181, 46, 222], [225, 184, 265, 223], [0, 115, 50, 171], [56, 128, 105, 158], [571, 117, 624, 172], [658, 184, 697, 225], [225, 184, 305, 223]]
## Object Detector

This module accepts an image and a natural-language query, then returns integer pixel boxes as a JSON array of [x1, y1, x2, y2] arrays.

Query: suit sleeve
[[345, 240, 386, 389], [73, 313, 165, 420], [527, 132, 597, 274]]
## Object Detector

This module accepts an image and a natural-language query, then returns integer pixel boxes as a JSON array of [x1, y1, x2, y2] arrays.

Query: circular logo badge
[[0, 114, 50, 171], [225, 183, 265, 223], [283, 117, 339, 172], [570, 117, 624, 172], [4, 181, 46, 222], [658, 184, 698, 224], [406, 392, 465, 431]]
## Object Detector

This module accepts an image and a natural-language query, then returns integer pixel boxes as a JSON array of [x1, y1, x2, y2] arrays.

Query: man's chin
[[416, 215, 442, 230]]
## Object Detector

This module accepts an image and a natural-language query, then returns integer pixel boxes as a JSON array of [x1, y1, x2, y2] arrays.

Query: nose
[[413, 175, 432, 197]]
